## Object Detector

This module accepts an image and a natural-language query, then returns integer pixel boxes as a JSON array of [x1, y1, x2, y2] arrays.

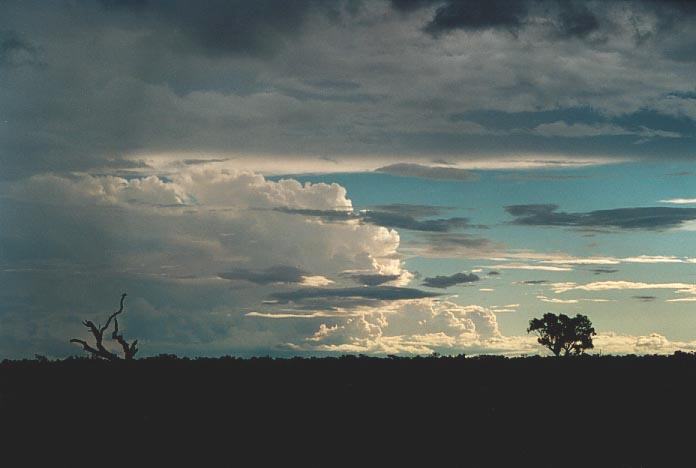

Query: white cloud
[[537, 295, 579, 304], [0, 167, 414, 357], [660, 198, 696, 205], [291, 299, 522, 355], [593, 333, 696, 355], [486, 264, 573, 272], [550, 281, 696, 294]]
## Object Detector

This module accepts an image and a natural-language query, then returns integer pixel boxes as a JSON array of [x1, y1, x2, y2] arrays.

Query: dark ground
[[1, 353, 695, 467]]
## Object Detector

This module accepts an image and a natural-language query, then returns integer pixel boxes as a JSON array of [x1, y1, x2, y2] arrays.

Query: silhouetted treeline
[[1, 353, 695, 467]]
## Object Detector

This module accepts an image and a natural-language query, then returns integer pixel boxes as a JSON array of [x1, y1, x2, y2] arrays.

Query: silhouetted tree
[[70, 293, 138, 360], [527, 312, 595, 357]]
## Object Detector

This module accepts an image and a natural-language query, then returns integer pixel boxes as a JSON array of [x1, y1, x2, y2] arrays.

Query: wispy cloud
[[486, 264, 573, 272], [550, 281, 696, 295], [660, 198, 696, 205], [375, 163, 478, 181]]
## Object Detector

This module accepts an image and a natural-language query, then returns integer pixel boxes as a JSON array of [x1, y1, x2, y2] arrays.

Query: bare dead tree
[[70, 293, 138, 360]]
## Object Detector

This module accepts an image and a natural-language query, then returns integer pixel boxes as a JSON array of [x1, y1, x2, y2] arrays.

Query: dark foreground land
[[1, 354, 695, 467]]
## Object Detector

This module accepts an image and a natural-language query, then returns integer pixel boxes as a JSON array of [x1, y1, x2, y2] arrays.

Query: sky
[[2, 0, 696, 358]]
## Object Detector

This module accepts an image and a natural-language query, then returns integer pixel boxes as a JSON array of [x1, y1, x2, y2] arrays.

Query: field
[[1, 354, 694, 466]]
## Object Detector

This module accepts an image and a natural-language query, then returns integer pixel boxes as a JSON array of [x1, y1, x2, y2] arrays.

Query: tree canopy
[[527, 313, 596, 357]]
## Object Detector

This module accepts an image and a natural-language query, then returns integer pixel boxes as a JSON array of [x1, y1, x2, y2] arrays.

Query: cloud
[[275, 207, 473, 232], [590, 268, 619, 275], [0, 29, 40, 67], [369, 203, 452, 218], [345, 273, 403, 286], [4, 0, 696, 181], [375, 163, 478, 181], [218, 266, 332, 286], [532, 122, 633, 138], [633, 295, 657, 302], [550, 281, 696, 295], [397, 0, 696, 42], [487, 264, 573, 272], [660, 198, 696, 205], [421, 0, 528, 35], [96, 0, 344, 58], [406, 233, 497, 258], [290, 299, 535, 355], [506, 204, 696, 230], [182, 158, 229, 166], [0, 167, 413, 357], [537, 295, 579, 304], [422, 272, 480, 289], [270, 286, 440, 304], [593, 332, 696, 355], [531, 121, 682, 140]]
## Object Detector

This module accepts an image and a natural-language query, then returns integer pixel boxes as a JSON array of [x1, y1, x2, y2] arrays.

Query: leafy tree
[[527, 313, 596, 357]]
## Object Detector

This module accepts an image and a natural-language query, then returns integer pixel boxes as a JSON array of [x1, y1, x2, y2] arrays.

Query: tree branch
[[70, 293, 136, 360]]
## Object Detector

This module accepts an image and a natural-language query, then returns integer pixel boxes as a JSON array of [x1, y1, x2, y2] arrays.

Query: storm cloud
[[2, 0, 696, 181]]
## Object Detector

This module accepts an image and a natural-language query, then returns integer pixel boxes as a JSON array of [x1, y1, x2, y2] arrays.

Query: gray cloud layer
[[422, 272, 480, 288], [218, 266, 307, 285], [506, 204, 696, 230], [2, 0, 696, 180], [375, 163, 478, 181], [275, 207, 473, 232], [270, 286, 440, 303]]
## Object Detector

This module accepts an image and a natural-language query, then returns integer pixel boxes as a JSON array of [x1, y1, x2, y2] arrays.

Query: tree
[[527, 313, 596, 357], [70, 293, 138, 360]]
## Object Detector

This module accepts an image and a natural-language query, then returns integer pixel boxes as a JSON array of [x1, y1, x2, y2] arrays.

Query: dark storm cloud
[[0, 30, 40, 67], [394, 0, 696, 39], [218, 266, 308, 284], [422, 272, 479, 288], [375, 163, 478, 181], [505, 204, 696, 230], [270, 286, 440, 303], [345, 273, 402, 286], [424, 0, 528, 35], [97, 0, 349, 57], [3, 0, 696, 182], [554, 3, 601, 39], [274, 207, 472, 232], [393, 0, 599, 38]]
